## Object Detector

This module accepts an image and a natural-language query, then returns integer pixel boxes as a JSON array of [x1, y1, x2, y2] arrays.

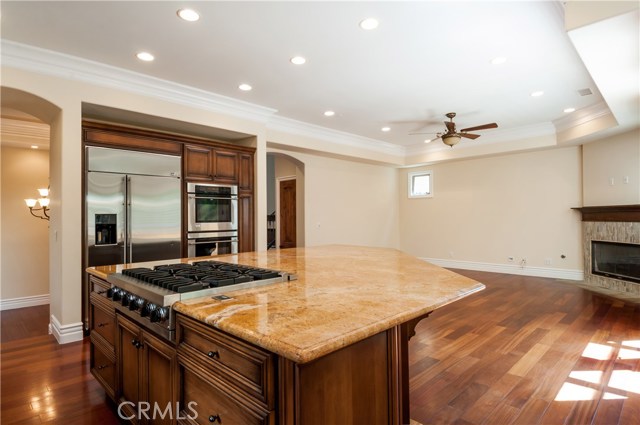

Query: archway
[[266, 152, 305, 248], [1, 86, 63, 338]]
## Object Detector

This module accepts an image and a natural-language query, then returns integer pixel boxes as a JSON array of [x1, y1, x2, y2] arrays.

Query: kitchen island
[[87, 245, 484, 424]]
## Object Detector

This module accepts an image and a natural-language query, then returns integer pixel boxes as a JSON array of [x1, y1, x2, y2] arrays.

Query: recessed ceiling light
[[238, 83, 252, 91], [530, 90, 544, 97], [290, 56, 306, 65], [136, 51, 154, 62], [31, 145, 39, 149], [360, 18, 379, 30], [177, 8, 200, 22], [381, 126, 391, 132], [491, 57, 507, 65], [563, 107, 576, 113], [324, 110, 335, 117]]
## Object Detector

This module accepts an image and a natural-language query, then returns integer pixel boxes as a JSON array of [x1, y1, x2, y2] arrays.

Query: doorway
[[278, 177, 296, 249], [266, 153, 305, 249]]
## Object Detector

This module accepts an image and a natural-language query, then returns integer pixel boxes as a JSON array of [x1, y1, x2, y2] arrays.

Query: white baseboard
[[49, 314, 84, 344], [0, 294, 50, 311], [421, 258, 584, 281]]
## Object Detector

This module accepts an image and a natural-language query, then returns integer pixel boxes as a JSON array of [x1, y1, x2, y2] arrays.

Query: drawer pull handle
[[131, 339, 143, 349], [208, 415, 221, 423], [97, 322, 109, 327], [96, 364, 108, 370], [207, 350, 220, 359]]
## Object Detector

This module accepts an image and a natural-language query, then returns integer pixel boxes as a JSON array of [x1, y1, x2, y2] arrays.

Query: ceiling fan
[[411, 112, 498, 147]]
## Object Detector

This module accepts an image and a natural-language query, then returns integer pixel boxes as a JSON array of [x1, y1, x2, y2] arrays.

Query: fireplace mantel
[[572, 205, 640, 222]]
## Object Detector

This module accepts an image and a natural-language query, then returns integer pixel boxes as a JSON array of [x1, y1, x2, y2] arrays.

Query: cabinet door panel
[[184, 145, 213, 181], [91, 297, 116, 347], [238, 153, 253, 192], [238, 195, 254, 253], [143, 331, 177, 425], [181, 366, 271, 425], [212, 150, 238, 184], [118, 316, 142, 408]]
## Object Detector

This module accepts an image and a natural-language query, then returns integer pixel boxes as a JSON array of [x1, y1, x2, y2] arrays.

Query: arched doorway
[[1, 87, 61, 336], [266, 152, 305, 249]]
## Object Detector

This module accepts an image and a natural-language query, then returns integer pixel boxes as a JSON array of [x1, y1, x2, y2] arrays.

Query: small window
[[408, 171, 433, 198]]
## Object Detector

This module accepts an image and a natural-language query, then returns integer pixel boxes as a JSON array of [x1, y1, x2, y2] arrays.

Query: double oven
[[186, 182, 238, 257]]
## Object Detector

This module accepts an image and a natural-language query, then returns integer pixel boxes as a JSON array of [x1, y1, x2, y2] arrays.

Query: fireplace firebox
[[591, 241, 640, 284]]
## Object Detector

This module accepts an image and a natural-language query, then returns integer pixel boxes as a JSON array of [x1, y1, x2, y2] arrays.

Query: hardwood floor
[[1, 271, 639, 424], [410, 270, 640, 425], [0, 306, 121, 424]]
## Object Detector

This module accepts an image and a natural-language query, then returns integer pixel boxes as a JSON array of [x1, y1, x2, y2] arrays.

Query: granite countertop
[[87, 245, 484, 363]]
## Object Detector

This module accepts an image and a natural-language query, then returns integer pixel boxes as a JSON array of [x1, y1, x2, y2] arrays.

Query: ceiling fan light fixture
[[441, 134, 462, 147]]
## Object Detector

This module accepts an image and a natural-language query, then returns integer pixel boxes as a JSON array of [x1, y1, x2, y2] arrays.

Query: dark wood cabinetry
[[183, 145, 214, 182], [239, 194, 255, 253], [176, 314, 275, 425], [89, 276, 117, 400], [239, 153, 254, 192], [116, 314, 177, 425], [212, 149, 239, 184]]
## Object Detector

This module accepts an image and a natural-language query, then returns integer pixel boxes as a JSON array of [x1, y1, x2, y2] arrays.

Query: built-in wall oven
[[187, 182, 238, 232], [187, 231, 238, 257], [187, 183, 239, 256]]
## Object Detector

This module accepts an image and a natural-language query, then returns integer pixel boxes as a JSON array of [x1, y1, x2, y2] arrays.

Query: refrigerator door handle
[[126, 175, 133, 263]]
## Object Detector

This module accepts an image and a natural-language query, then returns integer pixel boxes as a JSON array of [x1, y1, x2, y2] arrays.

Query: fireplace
[[591, 241, 640, 284], [573, 205, 640, 295]]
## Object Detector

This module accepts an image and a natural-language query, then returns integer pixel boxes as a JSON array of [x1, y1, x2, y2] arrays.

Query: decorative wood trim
[[572, 205, 640, 222], [83, 120, 256, 154]]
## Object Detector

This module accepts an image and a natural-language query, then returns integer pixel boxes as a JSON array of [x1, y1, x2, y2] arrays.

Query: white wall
[[269, 149, 400, 249], [1, 146, 50, 304], [399, 146, 583, 275], [582, 128, 640, 206]]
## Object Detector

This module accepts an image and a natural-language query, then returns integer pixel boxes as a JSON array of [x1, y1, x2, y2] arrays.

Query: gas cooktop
[[107, 260, 295, 308]]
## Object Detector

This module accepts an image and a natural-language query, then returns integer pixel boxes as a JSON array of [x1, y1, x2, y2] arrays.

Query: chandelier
[[24, 187, 50, 220]]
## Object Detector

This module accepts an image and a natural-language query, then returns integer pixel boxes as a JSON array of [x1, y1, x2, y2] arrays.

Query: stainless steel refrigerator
[[85, 146, 182, 268]]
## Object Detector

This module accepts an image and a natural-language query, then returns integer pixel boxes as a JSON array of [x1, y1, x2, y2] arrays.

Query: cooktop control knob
[[150, 307, 169, 323], [123, 293, 136, 307], [130, 297, 145, 311], [112, 288, 123, 301], [106, 287, 115, 298], [141, 303, 157, 317]]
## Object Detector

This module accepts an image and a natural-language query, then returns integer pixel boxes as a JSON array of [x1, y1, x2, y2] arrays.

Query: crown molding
[[1, 39, 278, 124], [553, 100, 613, 132], [267, 115, 406, 158]]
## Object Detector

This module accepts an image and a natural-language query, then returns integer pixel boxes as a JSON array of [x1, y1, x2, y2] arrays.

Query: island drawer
[[176, 314, 274, 407], [90, 338, 116, 400], [179, 365, 273, 425], [90, 293, 116, 347], [90, 275, 110, 294]]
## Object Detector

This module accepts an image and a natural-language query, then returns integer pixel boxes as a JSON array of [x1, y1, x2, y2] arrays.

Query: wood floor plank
[[410, 269, 640, 425]]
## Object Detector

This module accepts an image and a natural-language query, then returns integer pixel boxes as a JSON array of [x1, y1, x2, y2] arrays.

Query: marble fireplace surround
[[573, 205, 640, 295]]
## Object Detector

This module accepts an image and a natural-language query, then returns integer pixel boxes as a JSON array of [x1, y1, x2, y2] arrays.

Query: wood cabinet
[[116, 314, 177, 425], [176, 314, 275, 424], [239, 153, 254, 192], [239, 194, 255, 253], [90, 289, 117, 400], [183, 145, 214, 182], [183, 145, 244, 186]]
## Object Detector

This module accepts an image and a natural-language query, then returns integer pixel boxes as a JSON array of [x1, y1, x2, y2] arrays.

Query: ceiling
[[0, 1, 638, 153]]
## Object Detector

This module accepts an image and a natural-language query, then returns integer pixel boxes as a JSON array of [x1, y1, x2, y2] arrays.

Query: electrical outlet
[[520, 258, 527, 268], [544, 258, 552, 266], [624, 176, 630, 184]]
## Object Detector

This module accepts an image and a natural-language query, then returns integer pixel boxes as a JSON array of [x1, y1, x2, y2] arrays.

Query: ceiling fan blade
[[460, 123, 498, 132], [445, 121, 456, 132], [460, 133, 481, 139], [409, 131, 439, 135]]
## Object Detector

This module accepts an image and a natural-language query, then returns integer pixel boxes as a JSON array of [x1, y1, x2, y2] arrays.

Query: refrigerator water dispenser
[[95, 214, 117, 245]]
